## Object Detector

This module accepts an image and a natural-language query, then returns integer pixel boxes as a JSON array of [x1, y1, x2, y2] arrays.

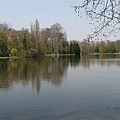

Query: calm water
[[0, 55, 120, 120]]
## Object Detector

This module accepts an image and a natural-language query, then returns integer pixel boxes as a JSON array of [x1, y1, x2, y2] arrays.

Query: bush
[[18, 49, 38, 57], [10, 48, 18, 56]]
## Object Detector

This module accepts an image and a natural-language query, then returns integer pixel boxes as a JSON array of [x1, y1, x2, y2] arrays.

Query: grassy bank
[[0, 54, 77, 59], [89, 53, 120, 55], [0, 56, 20, 59], [46, 53, 76, 57]]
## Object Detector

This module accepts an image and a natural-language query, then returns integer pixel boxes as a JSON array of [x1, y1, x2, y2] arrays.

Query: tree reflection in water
[[0, 56, 80, 94], [80, 54, 120, 69], [0, 54, 120, 94]]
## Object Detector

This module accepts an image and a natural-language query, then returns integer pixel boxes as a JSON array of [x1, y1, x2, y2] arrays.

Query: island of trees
[[0, 19, 80, 58]]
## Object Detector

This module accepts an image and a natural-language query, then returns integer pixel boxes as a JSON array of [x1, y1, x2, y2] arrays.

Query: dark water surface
[[0, 55, 120, 120]]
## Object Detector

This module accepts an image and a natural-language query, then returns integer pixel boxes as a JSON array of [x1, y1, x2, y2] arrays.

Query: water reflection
[[80, 54, 120, 69], [0, 56, 80, 94], [0, 54, 120, 93], [0, 55, 120, 120]]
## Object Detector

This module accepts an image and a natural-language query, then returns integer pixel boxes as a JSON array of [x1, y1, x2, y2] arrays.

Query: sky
[[0, 0, 117, 41], [0, 0, 93, 41]]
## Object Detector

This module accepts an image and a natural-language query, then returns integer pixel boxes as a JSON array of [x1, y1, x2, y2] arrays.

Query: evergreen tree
[[70, 41, 80, 55]]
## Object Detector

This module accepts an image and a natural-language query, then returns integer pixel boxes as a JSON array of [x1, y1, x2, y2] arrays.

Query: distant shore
[[0, 54, 77, 59], [89, 53, 120, 55]]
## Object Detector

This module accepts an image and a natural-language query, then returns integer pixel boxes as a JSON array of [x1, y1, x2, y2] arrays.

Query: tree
[[115, 40, 120, 52], [40, 28, 51, 54], [0, 23, 12, 56], [94, 41, 99, 53], [0, 22, 12, 37], [106, 40, 116, 53], [21, 28, 30, 50], [62, 41, 70, 54], [80, 39, 90, 54], [70, 41, 80, 55], [34, 19, 40, 50], [99, 41, 109, 53], [30, 19, 40, 49], [50, 23, 67, 53], [0, 31, 8, 56], [73, 0, 120, 39]]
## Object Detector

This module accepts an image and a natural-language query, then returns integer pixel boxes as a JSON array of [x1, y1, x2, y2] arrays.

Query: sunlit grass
[[46, 53, 76, 57], [0, 56, 20, 59]]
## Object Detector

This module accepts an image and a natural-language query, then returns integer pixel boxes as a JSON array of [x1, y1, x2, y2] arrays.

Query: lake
[[0, 54, 120, 120]]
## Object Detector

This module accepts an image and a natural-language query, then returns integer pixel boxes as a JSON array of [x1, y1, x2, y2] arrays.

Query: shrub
[[18, 49, 38, 57], [10, 48, 18, 56]]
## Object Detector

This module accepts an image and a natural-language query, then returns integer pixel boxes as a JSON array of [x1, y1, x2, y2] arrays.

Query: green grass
[[0, 54, 77, 59], [46, 53, 76, 57], [0, 56, 20, 59]]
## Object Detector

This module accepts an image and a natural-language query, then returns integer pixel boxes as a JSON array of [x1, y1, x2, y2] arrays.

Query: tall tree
[[70, 41, 80, 55], [40, 28, 51, 54], [50, 23, 67, 53], [30, 19, 41, 55], [35, 19, 40, 50]]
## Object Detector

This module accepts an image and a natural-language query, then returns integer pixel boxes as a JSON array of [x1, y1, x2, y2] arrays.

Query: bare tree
[[72, 0, 120, 40]]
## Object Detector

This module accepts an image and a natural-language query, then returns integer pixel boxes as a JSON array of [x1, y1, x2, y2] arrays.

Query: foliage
[[70, 41, 80, 55], [99, 41, 109, 53], [80, 39, 90, 54], [0, 31, 8, 57], [1, 20, 120, 57], [10, 48, 18, 56], [40, 23, 67, 54], [80, 39, 120, 54], [18, 49, 38, 57], [0, 20, 71, 57], [115, 40, 120, 52]]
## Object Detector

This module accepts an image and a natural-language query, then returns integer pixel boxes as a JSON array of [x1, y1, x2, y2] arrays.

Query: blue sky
[[0, 0, 95, 41]]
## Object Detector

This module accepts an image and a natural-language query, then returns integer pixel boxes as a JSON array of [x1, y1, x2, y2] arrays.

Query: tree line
[[0, 19, 80, 57], [80, 39, 120, 54]]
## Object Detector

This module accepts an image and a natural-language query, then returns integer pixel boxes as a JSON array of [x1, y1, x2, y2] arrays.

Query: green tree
[[70, 41, 80, 55], [99, 41, 109, 53], [115, 40, 120, 53], [106, 40, 116, 53], [22, 29, 28, 50], [80, 39, 90, 54], [62, 41, 70, 54], [94, 42, 99, 53], [40, 28, 51, 54], [0, 31, 8, 56]]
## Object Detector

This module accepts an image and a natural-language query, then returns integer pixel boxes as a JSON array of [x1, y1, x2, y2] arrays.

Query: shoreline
[[89, 53, 120, 55], [0, 54, 77, 59]]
